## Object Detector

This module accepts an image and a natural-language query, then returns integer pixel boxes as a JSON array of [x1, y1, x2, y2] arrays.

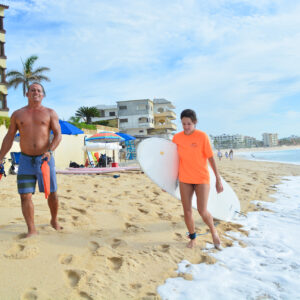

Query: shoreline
[[1, 158, 300, 298], [158, 174, 300, 298], [218, 144, 300, 154]]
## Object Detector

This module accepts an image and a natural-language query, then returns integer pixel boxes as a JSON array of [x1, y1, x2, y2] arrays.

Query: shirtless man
[[0, 82, 62, 237]]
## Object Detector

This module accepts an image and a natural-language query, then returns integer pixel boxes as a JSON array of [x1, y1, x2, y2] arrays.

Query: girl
[[172, 109, 223, 248]]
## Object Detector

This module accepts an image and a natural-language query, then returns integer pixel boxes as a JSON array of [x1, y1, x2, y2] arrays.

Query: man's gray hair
[[28, 82, 46, 96]]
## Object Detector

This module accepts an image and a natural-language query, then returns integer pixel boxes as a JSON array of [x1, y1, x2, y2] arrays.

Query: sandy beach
[[1, 157, 300, 299]]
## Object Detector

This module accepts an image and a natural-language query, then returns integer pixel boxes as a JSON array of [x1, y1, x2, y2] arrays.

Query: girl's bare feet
[[187, 238, 197, 248], [212, 231, 221, 249]]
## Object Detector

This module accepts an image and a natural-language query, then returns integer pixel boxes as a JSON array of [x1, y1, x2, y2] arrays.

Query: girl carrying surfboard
[[172, 109, 223, 249]]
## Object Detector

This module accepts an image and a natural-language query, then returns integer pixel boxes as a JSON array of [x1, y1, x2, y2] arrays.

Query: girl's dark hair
[[180, 109, 197, 123]]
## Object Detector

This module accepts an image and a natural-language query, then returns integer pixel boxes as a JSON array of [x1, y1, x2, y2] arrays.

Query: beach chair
[[9, 152, 21, 175], [86, 150, 96, 168]]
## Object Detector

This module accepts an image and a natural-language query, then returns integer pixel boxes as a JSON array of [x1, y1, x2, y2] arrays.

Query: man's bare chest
[[17, 112, 51, 129]]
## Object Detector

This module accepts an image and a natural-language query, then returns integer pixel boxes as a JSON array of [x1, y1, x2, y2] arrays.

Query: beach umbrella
[[85, 131, 125, 143], [115, 132, 136, 141], [58, 120, 84, 135]]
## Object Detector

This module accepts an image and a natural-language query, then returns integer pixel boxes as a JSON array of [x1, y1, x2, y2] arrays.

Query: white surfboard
[[137, 137, 240, 221]]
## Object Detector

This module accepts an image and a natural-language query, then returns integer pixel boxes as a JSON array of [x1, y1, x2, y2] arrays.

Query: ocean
[[238, 148, 300, 165], [157, 176, 300, 299]]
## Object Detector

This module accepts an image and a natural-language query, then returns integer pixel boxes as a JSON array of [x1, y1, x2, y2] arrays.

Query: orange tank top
[[172, 130, 213, 184]]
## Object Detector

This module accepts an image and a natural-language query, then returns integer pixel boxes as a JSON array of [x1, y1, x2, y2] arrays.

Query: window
[[0, 68, 5, 83], [139, 130, 144, 133], [137, 104, 147, 110], [109, 112, 116, 116], [119, 105, 127, 110], [120, 118, 128, 123], [0, 93, 6, 109], [158, 107, 164, 113], [138, 117, 148, 123], [0, 17, 3, 31], [0, 42, 5, 57]]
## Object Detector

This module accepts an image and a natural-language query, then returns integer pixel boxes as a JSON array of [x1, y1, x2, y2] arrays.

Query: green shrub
[[0, 116, 10, 128], [69, 122, 97, 130]]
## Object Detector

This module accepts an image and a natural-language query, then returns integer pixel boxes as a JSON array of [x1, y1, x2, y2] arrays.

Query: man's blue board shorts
[[17, 153, 57, 195]]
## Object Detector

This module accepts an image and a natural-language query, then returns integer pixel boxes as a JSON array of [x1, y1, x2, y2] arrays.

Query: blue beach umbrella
[[58, 120, 84, 135]]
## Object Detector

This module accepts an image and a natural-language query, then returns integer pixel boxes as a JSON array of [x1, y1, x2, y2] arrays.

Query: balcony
[[154, 122, 177, 131], [154, 110, 176, 120]]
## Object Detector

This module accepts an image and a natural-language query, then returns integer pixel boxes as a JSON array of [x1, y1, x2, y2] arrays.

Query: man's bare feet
[[50, 219, 63, 231], [187, 238, 196, 248], [26, 230, 38, 238]]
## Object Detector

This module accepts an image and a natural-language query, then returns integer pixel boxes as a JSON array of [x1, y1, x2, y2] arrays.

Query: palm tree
[[6, 55, 50, 96], [75, 106, 100, 124]]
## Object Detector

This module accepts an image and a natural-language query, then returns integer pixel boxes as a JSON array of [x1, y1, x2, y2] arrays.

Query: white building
[[117, 99, 154, 136], [262, 133, 278, 147], [211, 134, 244, 148], [92, 98, 177, 139], [92, 105, 118, 122]]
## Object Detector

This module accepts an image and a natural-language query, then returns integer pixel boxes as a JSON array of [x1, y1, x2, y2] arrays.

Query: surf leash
[[0, 162, 6, 180], [186, 231, 209, 238], [234, 210, 247, 217]]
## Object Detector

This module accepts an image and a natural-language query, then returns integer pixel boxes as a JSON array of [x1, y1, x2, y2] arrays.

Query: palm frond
[[31, 67, 50, 75], [30, 75, 51, 82], [24, 55, 38, 73], [6, 77, 24, 88], [6, 70, 23, 78]]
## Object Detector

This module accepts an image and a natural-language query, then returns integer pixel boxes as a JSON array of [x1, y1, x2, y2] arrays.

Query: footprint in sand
[[78, 291, 93, 300], [4, 243, 39, 259], [21, 287, 48, 300], [124, 222, 145, 233], [72, 207, 87, 215], [111, 238, 127, 249], [107, 256, 123, 271], [138, 208, 149, 214], [89, 241, 100, 256], [65, 269, 84, 287], [174, 232, 183, 241], [159, 244, 170, 253], [130, 283, 142, 289], [157, 212, 172, 221], [91, 229, 103, 237], [60, 254, 74, 265]]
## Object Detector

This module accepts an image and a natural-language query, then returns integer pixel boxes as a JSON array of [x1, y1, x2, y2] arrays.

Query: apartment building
[[117, 99, 154, 136], [148, 98, 177, 139], [211, 134, 244, 149], [93, 98, 177, 139], [262, 133, 278, 147], [0, 4, 8, 117]]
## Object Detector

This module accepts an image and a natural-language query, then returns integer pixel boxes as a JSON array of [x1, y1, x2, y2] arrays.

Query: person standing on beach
[[0, 82, 62, 237], [229, 149, 233, 160], [172, 109, 223, 249], [217, 149, 222, 161]]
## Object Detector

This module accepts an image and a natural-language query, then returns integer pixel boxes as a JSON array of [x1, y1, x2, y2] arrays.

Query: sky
[[2, 0, 300, 139]]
